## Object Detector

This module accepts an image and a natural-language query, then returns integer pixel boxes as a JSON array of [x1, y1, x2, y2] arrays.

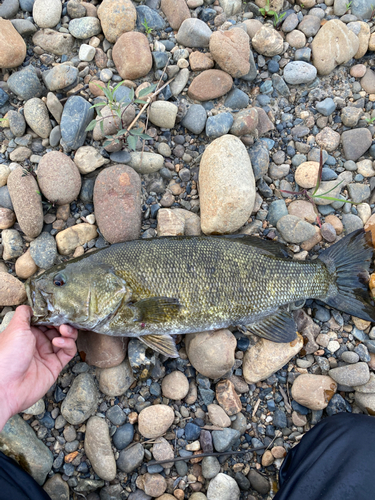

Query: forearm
[[0, 389, 11, 432]]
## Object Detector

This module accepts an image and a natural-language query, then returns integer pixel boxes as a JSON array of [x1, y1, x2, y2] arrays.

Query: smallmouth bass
[[26, 230, 375, 358]]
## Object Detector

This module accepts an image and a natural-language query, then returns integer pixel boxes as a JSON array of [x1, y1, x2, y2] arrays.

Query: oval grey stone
[[61, 373, 99, 425]]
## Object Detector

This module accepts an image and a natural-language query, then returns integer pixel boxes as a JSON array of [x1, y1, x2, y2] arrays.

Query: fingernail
[[66, 325, 74, 334]]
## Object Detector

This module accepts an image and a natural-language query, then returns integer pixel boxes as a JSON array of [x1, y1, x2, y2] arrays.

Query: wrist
[[0, 388, 12, 432]]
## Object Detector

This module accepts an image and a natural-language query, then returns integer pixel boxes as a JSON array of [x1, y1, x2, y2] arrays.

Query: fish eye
[[53, 273, 66, 287]]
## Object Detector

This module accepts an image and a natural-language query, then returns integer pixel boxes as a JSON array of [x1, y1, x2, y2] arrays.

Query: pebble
[[117, 443, 144, 473], [0, 19, 26, 69], [0, 273, 27, 306], [209, 28, 250, 78], [185, 329, 236, 379], [43, 474, 69, 500], [316, 98, 337, 116], [138, 473, 166, 498], [113, 423, 134, 450], [15, 249, 38, 279], [97, 0, 136, 43], [0, 0, 19, 18], [60, 96, 94, 152], [277, 215, 316, 243], [206, 113, 234, 138], [252, 25, 283, 57], [0, 207, 15, 229], [84, 416, 116, 481], [68, 17, 101, 39], [61, 373, 99, 425], [161, 0, 191, 30], [29, 232, 57, 269], [77, 331, 128, 368], [288, 200, 316, 223], [176, 18, 212, 47], [188, 69, 233, 101], [199, 135, 255, 234], [33, 0, 61, 28], [32, 29, 74, 56], [127, 152, 164, 174], [161, 371, 189, 400], [291, 374, 337, 410], [151, 437, 174, 468], [96, 359, 135, 396], [248, 470, 270, 495], [7, 167, 43, 238], [138, 405, 174, 439], [207, 404, 231, 427], [136, 5, 166, 32], [224, 88, 249, 109], [0, 415, 53, 485], [202, 456, 221, 479], [56, 223, 98, 255], [149, 101, 178, 129], [37, 151, 81, 205], [93, 164, 141, 244], [113, 32, 152, 80], [7, 66, 44, 101], [24, 97, 52, 139], [243, 335, 303, 383], [341, 128, 372, 161], [207, 473, 240, 500], [43, 65, 78, 92], [329, 362, 370, 386], [170, 68, 190, 96], [295, 161, 319, 188]]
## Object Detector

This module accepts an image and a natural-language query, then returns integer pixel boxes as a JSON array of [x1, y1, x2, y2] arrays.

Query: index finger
[[58, 324, 78, 341]]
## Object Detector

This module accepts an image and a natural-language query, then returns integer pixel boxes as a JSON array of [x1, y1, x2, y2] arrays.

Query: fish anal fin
[[140, 334, 179, 358], [245, 309, 297, 343], [135, 297, 181, 324]]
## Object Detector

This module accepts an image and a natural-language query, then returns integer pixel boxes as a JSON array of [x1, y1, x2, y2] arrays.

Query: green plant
[[22, 164, 37, 178], [345, 1, 352, 12], [365, 116, 375, 124], [273, 11, 286, 26], [280, 149, 357, 227], [259, 0, 286, 26], [86, 80, 156, 151], [142, 19, 153, 35]]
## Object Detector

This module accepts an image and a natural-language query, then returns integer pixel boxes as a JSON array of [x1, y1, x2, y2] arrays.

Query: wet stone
[[60, 96, 94, 152], [7, 66, 44, 101], [112, 423, 134, 450], [117, 443, 144, 473], [106, 405, 126, 426], [29, 232, 57, 269], [212, 428, 240, 452]]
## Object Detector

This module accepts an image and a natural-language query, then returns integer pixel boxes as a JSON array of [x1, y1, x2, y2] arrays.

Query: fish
[[26, 229, 375, 358]]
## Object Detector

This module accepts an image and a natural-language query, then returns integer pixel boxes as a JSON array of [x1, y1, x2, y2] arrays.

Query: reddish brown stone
[[112, 32, 152, 80], [188, 70, 233, 101], [215, 379, 242, 416], [0, 19, 26, 69], [209, 28, 250, 78], [189, 51, 214, 72], [160, 0, 190, 30], [95, 48, 108, 69], [93, 164, 141, 244], [77, 330, 128, 368]]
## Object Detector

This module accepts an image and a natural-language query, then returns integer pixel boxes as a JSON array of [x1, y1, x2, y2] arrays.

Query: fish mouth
[[25, 278, 53, 323]]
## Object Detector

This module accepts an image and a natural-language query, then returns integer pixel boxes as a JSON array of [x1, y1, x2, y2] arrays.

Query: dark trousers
[[275, 412, 375, 499], [1, 412, 375, 499]]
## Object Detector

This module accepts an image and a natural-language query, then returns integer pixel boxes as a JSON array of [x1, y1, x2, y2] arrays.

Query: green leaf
[[100, 120, 104, 133], [127, 134, 138, 151], [85, 119, 97, 132], [315, 196, 356, 204], [313, 179, 344, 198], [89, 102, 106, 109], [130, 127, 144, 136], [138, 84, 157, 98], [134, 99, 147, 104], [140, 133, 152, 139], [113, 80, 125, 93], [129, 87, 135, 102], [116, 129, 129, 136]]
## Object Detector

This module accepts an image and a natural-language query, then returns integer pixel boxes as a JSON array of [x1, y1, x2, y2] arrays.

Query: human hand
[[0, 305, 77, 430]]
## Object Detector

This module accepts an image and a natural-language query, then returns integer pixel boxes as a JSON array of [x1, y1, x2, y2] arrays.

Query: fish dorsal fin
[[219, 234, 290, 258], [140, 334, 179, 358], [245, 309, 297, 343], [134, 297, 181, 323]]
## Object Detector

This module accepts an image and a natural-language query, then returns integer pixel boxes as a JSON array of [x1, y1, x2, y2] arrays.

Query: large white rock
[[199, 135, 255, 234], [207, 473, 240, 500], [33, 0, 62, 28]]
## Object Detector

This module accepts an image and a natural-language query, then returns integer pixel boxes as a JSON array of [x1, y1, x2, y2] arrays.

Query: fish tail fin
[[318, 229, 375, 322]]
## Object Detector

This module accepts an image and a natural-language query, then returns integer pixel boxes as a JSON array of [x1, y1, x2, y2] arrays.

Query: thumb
[[8, 305, 33, 330]]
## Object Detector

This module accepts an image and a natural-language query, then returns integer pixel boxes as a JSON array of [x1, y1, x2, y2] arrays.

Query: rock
[[7, 66, 44, 101], [60, 96, 94, 152], [46, 92, 63, 123], [151, 437, 174, 469], [43, 474, 69, 500], [29, 232, 57, 269], [138, 474, 167, 497], [206, 113, 234, 139], [0, 0, 19, 19], [0, 165, 10, 187], [207, 404, 231, 427], [212, 428, 240, 452], [7, 167, 43, 238], [243, 335, 303, 383], [360, 68, 375, 94], [209, 28, 250, 78], [79, 43, 95, 62], [97, 0, 136, 43], [117, 443, 144, 473], [355, 392, 375, 415], [96, 359, 134, 396], [56, 224, 98, 255], [342, 128, 372, 161], [157, 208, 201, 236], [160, 0, 190, 30], [84, 416, 116, 481], [176, 18, 212, 48], [170, 68, 190, 97], [8, 111, 26, 138], [199, 135, 255, 234], [310, 171, 352, 206], [286, 30, 306, 49], [311, 19, 359, 75], [348, 183, 370, 204], [244, 18, 263, 37], [202, 456, 221, 479], [277, 215, 316, 243], [73, 146, 109, 174], [341, 106, 363, 127], [291, 374, 337, 410], [149, 101, 178, 129], [43, 65, 78, 91], [295, 161, 320, 188], [0, 19, 26, 69], [298, 14, 320, 36], [32, 29, 74, 55], [224, 88, 249, 109], [0, 186, 13, 211], [316, 126, 340, 152], [33, 0, 61, 28], [268, 199, 288, 226], [138, 405, 175, 439], [283, 61, 317, 85], [351, 0, 373, 18], [329, 362, 370, 386], [216, 379, 242, 416], [185, 329, 236, 379], [37, 151, 81, 205], [61, 373, 99, 425], [24, 98, 51, 139], [207, 473, 240, 500], [0, 415, 53, 485], [9, 147, 32, 162], [0, 207, 15, 229], [161, 371, 189, 400], [113, 32, 152, 80], [113, 423, 134, 450], [127, 152, 164, 174], [15, 249, 38, 279], [354, 21, 370, 59], [92, 104, 135, 142], [136, 6, 166, 32], [68, 17, 101, 39], [189, 51, 214, 71], [181, 104, 207, 134], [188, 69, 233, 101], [1, 228, 23, 260], [0, 273, 26, 306], [248, 470, 270, 495], [77, 331, 128, 368], [93, 165, 141, 244], [219, 0, 242, 15], [252, 26, 283, 57]]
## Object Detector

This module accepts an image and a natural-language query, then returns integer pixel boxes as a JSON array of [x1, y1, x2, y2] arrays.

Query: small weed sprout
[[365, 116, 375, 124], [259, 0, 286, 26], [142, 19, 153, 35]]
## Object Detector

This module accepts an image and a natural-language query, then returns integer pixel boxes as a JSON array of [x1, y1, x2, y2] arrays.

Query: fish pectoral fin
[[140, 334, 179, 358], [245, 309, 297, 343], [134, 297, 181, 323]]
